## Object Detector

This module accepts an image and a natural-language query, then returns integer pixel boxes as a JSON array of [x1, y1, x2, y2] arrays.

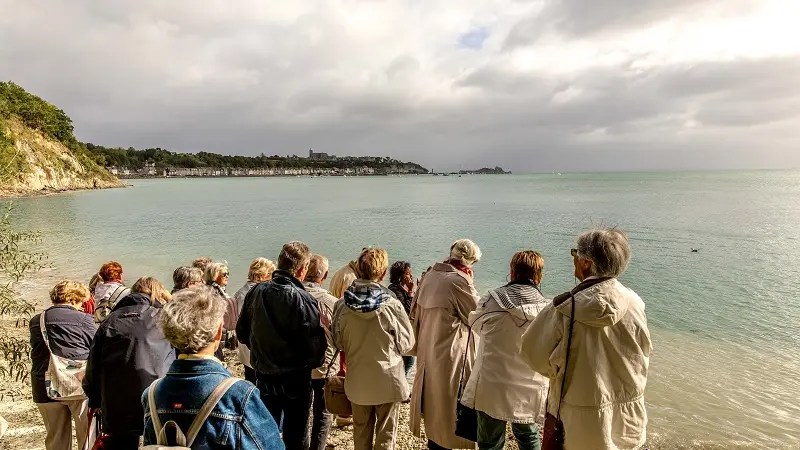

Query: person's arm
[[141, 387, 156, 445], [331, 301, 345, 351], [236, 286, 257, 348], [299, 292, 327, 367], [519, 303, 563, 378], [241, 383, 285, 450], [452, 278, 480, 326], [82, 327, 104, 409], [392, 302, 415, 356]]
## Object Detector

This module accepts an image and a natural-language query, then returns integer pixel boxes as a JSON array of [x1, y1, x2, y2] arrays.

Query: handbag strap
[[39, 309, 53, 353], [554, 276, 613, 420], [324, 350, 341, 379], [456, 327, 473, 401], [148, 377, 239, 447]]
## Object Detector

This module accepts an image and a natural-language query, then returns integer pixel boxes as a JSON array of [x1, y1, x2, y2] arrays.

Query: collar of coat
[[553, 277, 613, 307], [272, 270, 307, 290]]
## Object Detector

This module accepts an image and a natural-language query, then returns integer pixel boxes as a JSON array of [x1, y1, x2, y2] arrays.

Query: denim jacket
[[142, 358, 284, 450]]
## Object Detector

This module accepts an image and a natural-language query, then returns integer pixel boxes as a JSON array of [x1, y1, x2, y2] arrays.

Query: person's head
[[89, 273, 103, 294], [248, 257, 276, 283], [172, 266, 204, 291], [449, 239, 482, 268], [98, 261, 123, 283], [510, 251, 545, 285], [277, 241, 312, 280], [50, 280, 90, 309], [389, 261, 412, 286], [573, 228, 631, 281], [357, 248, 389, 282], [306, 254, 329, 284], [192, 257, 212, 273], [132, 277, 172, 305], [204, 262, 229, 287], [157, 286, 227, 355]]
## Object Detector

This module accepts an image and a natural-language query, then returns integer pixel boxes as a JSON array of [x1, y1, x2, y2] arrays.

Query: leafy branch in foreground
[[0, 201, 50, 384]]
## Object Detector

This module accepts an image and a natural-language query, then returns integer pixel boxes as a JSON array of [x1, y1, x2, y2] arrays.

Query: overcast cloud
[[1, 0, 798, 171]]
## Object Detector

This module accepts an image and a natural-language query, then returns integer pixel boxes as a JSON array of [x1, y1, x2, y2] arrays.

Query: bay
[[11, 171, 800, 448]]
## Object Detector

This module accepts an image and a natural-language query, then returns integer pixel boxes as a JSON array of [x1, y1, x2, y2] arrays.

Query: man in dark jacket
[[83, 290, 176, 449], [238, 240, 326, 450]]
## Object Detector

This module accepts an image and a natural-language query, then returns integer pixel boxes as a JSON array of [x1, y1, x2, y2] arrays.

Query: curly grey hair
[[158, 285, 226, 354], [576, 228, 632, 278]]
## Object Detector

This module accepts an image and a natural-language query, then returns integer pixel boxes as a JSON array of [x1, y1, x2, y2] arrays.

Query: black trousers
[[310, 379, 333, 450], [257, 369, 313, 450], [102, 433, 140, 450]]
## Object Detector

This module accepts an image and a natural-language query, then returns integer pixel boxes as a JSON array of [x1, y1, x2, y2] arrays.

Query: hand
[[403, 279, 414, 295]]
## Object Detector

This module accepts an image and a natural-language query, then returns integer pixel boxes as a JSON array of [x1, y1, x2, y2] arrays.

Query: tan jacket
[[521, 278, 652, 450], [329, 261, 358, 299], [304, 282, 341, 379], [461, 284, 549, 424], [409, 263, 479, 449], [331, 281, 414, 406]]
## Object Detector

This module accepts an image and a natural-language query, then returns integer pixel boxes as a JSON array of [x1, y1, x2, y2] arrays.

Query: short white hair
[[158, 285, 226, 354], [203, 262, 228, 284], [307, 254, 329, 282], [449, 239, 482, 267], [576, 228, 631, 278]]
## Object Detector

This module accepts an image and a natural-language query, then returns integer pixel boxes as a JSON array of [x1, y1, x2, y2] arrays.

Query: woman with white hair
[[204, 261, 234, 357], [141, 286, 283, 449], [409, 239, 482, 450], [521, 228, 652, 450]]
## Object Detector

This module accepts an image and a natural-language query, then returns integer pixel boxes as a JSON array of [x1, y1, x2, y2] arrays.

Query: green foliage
[[0, 202, 49, 384], [0, 126, 28, 182], [0, 81, 74, 145]]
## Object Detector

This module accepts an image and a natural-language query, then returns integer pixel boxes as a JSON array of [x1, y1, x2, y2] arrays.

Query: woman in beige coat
[[461, 251, 550, 450], [521, 228, 652, 450], [409, 239, 481, 450]]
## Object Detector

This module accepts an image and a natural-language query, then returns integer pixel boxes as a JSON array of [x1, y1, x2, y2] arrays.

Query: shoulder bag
[[324, 350, 352, 416], [39, 309, 88, 401], [142, 377, 239, 450]]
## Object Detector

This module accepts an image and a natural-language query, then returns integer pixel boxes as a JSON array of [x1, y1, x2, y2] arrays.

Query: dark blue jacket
[[236, 271, 326, 375], [83, 293, 176, 436], [29, 305, 96, 403], [142, 358, 284, 450]]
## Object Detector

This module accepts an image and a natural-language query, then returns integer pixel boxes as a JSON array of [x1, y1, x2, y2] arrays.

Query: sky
[[1, 0, 799, 172]]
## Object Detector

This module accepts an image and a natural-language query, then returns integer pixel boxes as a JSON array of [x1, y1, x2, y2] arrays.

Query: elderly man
[[237, 241, 327, 450], [521, 228, 652, 450], [302, 254, 340, 450]]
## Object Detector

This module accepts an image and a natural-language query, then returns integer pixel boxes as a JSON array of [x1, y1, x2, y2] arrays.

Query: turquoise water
[[11, 172, 800, 448]]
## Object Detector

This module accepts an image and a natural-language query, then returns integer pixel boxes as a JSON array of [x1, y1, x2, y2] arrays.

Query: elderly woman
[[93, 261, 130, 323], [461, 251, 550, 450], [521, 228, 652, 450], [83, 277, 175, 450], [410, 239, 481, 450], [30, 281, 96, 450], [205, 261, 234, 355], [233, 257, 276, 383], [142, 285, 283, 449], [172, 266, 203, 293], [388, 261, 415, 377]]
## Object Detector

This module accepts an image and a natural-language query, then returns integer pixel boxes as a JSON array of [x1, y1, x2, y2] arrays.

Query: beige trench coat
[[409, 262, 479, 449]]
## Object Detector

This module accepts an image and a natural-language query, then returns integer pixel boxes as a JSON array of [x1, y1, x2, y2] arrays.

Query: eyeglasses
[[571, 248, 578, 257], [223, 273, 230, 277]]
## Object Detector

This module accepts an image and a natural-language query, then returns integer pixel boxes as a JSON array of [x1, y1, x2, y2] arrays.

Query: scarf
[[445, 259, 473, 278], [491, 281, 546, 310]]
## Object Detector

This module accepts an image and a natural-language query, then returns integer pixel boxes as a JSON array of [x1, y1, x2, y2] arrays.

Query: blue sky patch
[[458, 28, 489, 50]]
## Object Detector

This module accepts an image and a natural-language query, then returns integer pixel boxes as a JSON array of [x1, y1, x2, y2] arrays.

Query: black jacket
[[388, 282, 414, 316], [83, 293, 176, 436], [30, 305, 96, 403], [237, 270, 326, 375]]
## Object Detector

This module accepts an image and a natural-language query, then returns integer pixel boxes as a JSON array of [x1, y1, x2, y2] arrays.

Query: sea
[[9, 171, 800, 449]]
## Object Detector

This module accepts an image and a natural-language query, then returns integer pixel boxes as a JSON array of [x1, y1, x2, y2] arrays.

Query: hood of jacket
[[554, 278, 637, 328], [486, 283, 548, 322], [112, 292, 154, 311], [344, 280, 392, 313]]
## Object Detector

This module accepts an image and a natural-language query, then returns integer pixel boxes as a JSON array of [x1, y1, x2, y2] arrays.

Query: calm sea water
[[11, 172, 800, 449]]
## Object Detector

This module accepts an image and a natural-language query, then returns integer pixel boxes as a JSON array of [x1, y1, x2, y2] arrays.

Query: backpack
[[39, 309, 88, 401], [142, 377, 239, 450], [94, 285, 130, 324]]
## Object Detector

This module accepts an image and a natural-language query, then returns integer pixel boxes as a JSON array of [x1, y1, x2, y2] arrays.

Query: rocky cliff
[[0, 118, 125, 196]]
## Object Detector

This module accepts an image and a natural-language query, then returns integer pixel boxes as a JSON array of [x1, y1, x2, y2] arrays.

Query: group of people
[[30, 227, 652, 450]]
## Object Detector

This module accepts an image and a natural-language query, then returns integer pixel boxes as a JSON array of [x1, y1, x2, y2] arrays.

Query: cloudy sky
[[1, 0, 799, 171]]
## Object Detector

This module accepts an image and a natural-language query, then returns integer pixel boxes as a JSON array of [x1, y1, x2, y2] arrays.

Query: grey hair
[[158, 285, 226, 354], [203, 262, 228, 284], [306, 254, 329, 282], [576, 228, 632, 278], [173, 266, 203, 291], [449, 239, 482, 267]]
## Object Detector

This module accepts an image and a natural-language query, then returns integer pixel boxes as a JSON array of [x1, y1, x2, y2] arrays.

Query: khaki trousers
[[36, 399, 89, 450], [351, 402, 400, 450]]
